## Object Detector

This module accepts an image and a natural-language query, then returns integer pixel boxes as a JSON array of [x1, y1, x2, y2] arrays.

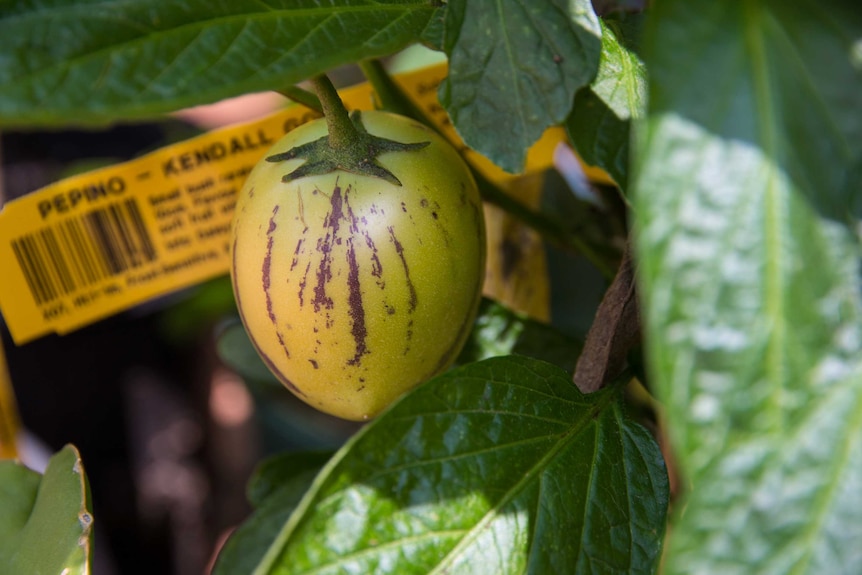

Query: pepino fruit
[[230, 109, 485, 421]]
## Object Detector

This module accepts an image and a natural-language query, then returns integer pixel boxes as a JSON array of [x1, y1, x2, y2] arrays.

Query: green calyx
[[268, 74, 429, 186], [266, 110, 429, 186]]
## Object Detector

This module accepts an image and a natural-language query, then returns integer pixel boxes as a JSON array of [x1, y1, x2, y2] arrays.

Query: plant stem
[[277, 85, 322, 114], [472, 168, 615, 279], [358, 59, 423, 118], [358, 59, 617, 279], [308, 75, 356, 150]]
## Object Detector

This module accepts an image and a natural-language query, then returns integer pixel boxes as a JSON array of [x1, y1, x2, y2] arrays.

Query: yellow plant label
[[0, 344, 20, 459], [0, 62, 609, 344]]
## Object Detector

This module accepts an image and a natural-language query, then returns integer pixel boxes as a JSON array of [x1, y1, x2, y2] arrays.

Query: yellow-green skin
[[231, 111, 486, 421]]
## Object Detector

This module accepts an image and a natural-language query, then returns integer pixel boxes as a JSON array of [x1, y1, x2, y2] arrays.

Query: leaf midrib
[[743, 0, 786, 434], [744, 2, 862, 573], [497, 0, 529, 145], [426, 389, 618, 574]]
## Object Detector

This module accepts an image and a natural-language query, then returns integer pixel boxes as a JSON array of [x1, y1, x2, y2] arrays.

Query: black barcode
[[12, 199, 157, 304]]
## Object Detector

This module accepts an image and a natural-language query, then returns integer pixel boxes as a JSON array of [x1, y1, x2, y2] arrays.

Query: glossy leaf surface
[[244, 356, 668, 574], [0, 0, 437, 125], [633, 1, 862, 573], [455, 298, 583, 373]]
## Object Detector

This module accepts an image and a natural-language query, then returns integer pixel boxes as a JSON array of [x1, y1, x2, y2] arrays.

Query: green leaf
[[567, 16, 646, 190], [632, 1, 862, 573], [419, 4, 446, 51], [456, 297, 583, 374], [0, 463, 42, 543], [0, 445, 93, 575], [0, 0, 437, 126], [213, 452, 330, 575], [641, 0, 862, 224], [439, 0, 601, 174], [247, 451, 334, 509], [248, 356, 668, 574]]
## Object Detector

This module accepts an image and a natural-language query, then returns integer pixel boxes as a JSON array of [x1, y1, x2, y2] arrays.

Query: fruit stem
[[309, 74, 357, 151], [266, 72, 430, 185]]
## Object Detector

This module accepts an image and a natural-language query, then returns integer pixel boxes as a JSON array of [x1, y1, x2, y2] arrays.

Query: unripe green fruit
[[230, 111, 486, 421]]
